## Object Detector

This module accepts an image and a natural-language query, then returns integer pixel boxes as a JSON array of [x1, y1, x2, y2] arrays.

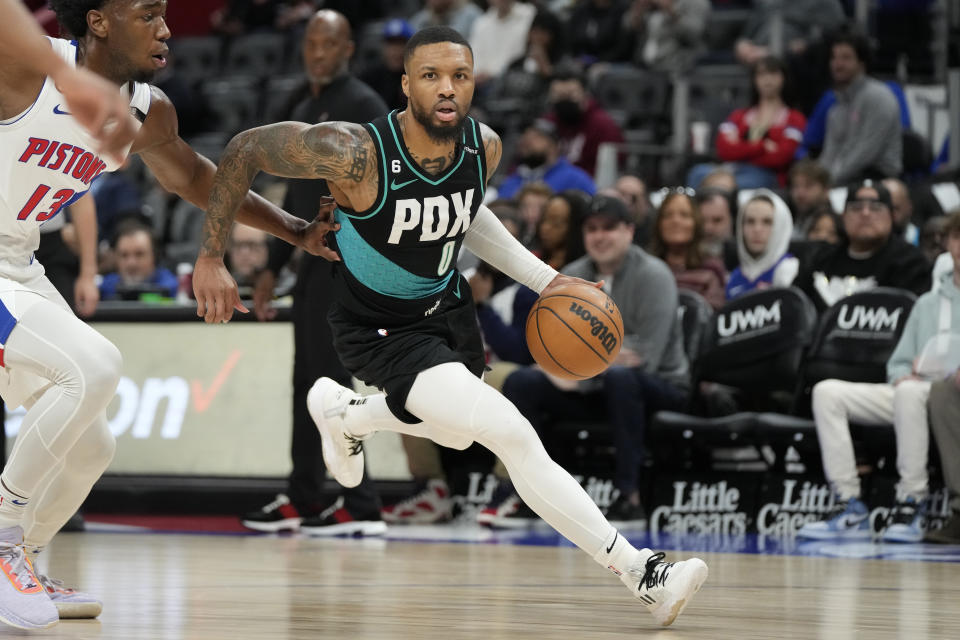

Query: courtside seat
[[649, 411, 758, 471]]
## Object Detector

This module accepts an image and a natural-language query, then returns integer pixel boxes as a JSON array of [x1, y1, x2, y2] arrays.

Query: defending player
[[0, 0, 336, 629], [195, 27, 708, 628]]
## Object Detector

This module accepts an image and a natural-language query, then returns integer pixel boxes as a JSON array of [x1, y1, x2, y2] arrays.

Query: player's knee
[[82, 340, 123, 405], [73, 419, 117, 470]]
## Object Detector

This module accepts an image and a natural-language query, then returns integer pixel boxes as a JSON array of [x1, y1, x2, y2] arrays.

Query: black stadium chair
[[223, 33, 288, 80], [200, 78, 262, 135], [592, 67, 670, 134], [676, 289, 713, 366], [170, 36, 222, 86], [756, 288, 917, 472]]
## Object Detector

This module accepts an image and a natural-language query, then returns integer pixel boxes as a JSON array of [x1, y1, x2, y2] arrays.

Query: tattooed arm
[[479, 122, 503, 185], [193, 120, 374, 323]]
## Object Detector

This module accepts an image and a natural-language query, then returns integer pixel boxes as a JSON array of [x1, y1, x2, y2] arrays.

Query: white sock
[[0, 476, 30, 530], [592, 529, 650, 579]]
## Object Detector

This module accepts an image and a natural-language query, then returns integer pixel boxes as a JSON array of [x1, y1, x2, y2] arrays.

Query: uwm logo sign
[[717, 300, 781, 339], [834, 305, 903, 333]]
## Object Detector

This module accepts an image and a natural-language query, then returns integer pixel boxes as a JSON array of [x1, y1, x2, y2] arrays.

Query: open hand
[[193, 255, 248, 323], [299, 195, 341, 260]]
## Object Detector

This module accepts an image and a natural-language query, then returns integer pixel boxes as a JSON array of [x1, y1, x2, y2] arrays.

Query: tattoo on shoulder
[[481, 125, 502, 182]]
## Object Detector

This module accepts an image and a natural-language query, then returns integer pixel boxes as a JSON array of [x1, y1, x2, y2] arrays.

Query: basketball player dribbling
[[195, 27, 708, 628], [0, 0, 337, 629]]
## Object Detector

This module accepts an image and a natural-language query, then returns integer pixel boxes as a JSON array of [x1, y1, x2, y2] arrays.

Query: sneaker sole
[[308, 378, 363, 489], [301, 521, 388, 537], [55, 601, 102, 619], [240, 517, 302, 533], [882, 529, 925, 543], [651, 560, 708, 627], [796, 528, 872, 540], [381, 511, 452, 525], [0, 607, 58, 630]]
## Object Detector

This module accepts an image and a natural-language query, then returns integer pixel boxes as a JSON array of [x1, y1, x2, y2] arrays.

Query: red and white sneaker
[[476, 486, 538, 529], [382, 480, 453, 524], [300, 498, 387, 537]]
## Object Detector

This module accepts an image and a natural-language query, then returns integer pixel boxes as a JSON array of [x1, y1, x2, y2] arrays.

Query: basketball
[[525, 283, 623, 380]]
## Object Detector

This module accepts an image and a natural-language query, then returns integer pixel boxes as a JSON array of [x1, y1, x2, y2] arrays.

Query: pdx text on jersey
[[387, 188, 476, 245]]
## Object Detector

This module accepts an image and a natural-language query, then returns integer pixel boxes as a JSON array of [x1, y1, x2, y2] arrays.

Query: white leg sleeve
[[0, 299, 121, 527], [812, 380, 894, 500], [892, 379, 932, 501]]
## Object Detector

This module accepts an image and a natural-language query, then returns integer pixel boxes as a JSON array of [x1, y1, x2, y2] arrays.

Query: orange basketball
[[525, 283, 623, 380]]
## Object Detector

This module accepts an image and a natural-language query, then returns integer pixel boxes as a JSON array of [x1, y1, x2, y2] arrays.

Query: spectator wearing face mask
[[726, 190, 798, 299], [544, 66, 625, 176], [496, 119, 596, 199]]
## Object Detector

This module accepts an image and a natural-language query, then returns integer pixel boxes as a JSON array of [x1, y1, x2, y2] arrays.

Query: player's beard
[[409, 98, 466, 145]]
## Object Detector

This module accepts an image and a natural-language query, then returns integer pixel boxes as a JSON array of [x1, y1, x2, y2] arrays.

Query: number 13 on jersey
[[18, 184, 76, 222]]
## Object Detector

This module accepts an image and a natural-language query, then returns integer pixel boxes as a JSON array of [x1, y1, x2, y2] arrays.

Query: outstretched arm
[[193, 120, 375, 323]]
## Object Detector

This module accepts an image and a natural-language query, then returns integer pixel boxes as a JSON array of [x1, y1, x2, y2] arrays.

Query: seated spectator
[[567, 0, 629, 64], [788, 159, 832, 236], [696, 187, 737, 270], [496, 119, 596, 199], [697, 166, 736, 192], [726, 190, 798, 299], [497, 194, 690, 525], [733, 0, 844, 67], [619, 0, 711, 74], [798, 209, 960, 542], [359, 19, 412, 110], [816, 29, 902, 185], [99, 220, 177, 300], [503, 9, 569, 116], [795, 179, 931, 312], [882, 177, 920, 245], [469, 0, 536, 86], [804, 203, 842, 244], [613, 173, 653, 246], [409, 0, 482, 36], [649, 189, 727, 309], [687, 56, 806, 189], [544, 65, 625, 176], [514, 181, 554, 247], [228, 224, 269, 294], [922, 216, 949, 267], [530, 190, 590, 270], [927, 372, 960, 544]]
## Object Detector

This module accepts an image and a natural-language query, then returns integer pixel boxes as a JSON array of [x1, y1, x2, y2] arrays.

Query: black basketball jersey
[[331, 110, 487, 323]]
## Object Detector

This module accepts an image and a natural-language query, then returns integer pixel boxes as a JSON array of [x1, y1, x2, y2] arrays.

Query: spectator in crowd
[[242, 10, 388, 536], [409, 0, 482, 36], [733, 0, 845, 67], [697, 166, 737, 192], [614, 173, 652, 246], [567, 0, 629, 64], [531, 190, 590, 270], [502, 10, 570, 117], [798, 209, 960, 542], [927, 374, 960, 544], [687, 56, 805, 190], [360, 19, 412, 110], [804, 203, 842, 244], [99, 220, 177, 300], [795, 180, 930, 312], [227, 223, 269, 294], [649, 189, 727, 309], [788, 159, 832, 236], [816, 29, 902, 185], [726, 190, 798, 299], [497, 119, 596, 199], [544, 65, 624, 176], [470, 0, 537, 86], [921, 216, 949, 267], [494, 194, 689, 527], [514, 181, 554, 247], [619, 0, 710, 74], [882, 178, 920, 245], [211, 0, 284, 36], [696, 188, 736, 270]]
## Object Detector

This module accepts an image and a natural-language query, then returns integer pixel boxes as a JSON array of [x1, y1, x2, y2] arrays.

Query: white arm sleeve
[[463, 204, 558, 293]]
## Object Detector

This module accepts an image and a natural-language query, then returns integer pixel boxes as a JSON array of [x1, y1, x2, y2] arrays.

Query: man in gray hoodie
[[817, 29, 902, 185], [798, 210, 960, 543]]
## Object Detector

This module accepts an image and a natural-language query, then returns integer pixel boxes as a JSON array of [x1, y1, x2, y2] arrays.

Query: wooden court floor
[[31, 533, 960, 640]]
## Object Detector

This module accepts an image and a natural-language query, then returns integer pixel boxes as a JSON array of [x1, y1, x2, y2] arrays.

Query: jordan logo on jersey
[[387, 189, 475, 244], [17, 137, 107, 186]]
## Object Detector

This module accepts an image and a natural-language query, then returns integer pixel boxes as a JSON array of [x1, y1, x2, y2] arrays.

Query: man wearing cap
[[240, 10, 390, 536], [500, 195, 689, 526], [360, 19, 413, 110], [497, 119, 597, 199], [795, 179, 930, 312]]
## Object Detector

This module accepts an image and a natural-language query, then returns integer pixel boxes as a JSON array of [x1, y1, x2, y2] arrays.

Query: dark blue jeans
[[502, 366, 688, 495]]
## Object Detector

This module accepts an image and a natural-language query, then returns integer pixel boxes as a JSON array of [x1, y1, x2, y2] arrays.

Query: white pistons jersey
[[0, 38, 151, 282]]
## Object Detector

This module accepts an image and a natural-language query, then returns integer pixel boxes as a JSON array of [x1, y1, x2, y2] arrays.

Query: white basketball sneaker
[[307, 377, 367, 488], [36, 573, 102, 619], [622, 552, 708, 627], [0, 534, 57, 629]]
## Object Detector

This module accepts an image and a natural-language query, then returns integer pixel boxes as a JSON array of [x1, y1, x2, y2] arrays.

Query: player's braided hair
[[48, 0, 109, 39]]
